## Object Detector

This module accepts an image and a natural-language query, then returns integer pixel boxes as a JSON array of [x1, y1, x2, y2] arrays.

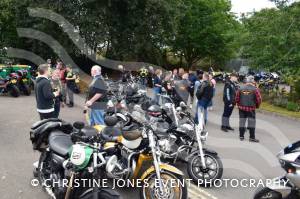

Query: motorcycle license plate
[[11, 79, 17, 84], [23, 79, 28, 82]]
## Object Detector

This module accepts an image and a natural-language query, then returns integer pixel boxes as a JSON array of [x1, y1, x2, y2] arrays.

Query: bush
[[286, 101, 300, 112]]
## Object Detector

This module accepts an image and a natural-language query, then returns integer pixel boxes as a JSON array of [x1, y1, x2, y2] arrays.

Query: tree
[[171, 0, 237, 68]]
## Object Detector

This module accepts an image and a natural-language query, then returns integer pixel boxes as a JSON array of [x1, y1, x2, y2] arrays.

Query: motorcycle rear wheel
[[187, 152, 223, 187], [141, 171, 187, 199], [22, 84, 31, 96], [79, 188, 122, 199], [254, 187, 282, 199]]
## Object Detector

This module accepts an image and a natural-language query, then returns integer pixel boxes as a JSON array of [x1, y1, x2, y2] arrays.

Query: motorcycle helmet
[[147, 105, 162, 117], [122, 123, 142, 141], [104, 116, 119, 127]]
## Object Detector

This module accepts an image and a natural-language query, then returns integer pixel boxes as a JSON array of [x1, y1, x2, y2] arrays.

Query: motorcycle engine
[[158, 134, 178, 153], [105, 148, 136, 179]]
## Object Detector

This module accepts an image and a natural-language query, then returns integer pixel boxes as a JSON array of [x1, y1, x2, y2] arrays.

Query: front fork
[[195, 125, 207, 169], [148, 131, 164, 194]]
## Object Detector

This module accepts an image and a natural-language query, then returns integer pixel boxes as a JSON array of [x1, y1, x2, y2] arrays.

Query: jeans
[[239, 110, 256, 139], [153, 87, 161, 104], [53, 99, 60, 118], [66, 86, 74, 104], [90, 109, 105, 125], [222, 103, 234, 128], [195, 99, 210, 124]]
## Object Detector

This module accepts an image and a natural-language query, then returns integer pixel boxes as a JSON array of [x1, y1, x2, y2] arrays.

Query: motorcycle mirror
[[180, 101, 187, 108], [73, 122, 85, 130], [176, 107, 182, 112]]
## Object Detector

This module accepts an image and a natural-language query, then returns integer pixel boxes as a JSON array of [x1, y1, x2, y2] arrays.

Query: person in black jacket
[[35, 64, 59, 120], [195, 73, 214, 124], [221, 73, 238, 132]]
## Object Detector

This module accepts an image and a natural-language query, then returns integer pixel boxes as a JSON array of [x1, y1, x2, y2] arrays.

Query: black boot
[[227, 126, 234, 131], [221, 126, 228, 132], [67, 102, 74, 107]]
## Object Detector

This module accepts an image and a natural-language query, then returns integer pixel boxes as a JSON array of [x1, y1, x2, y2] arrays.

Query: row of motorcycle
[[29, 77, 223, 199], [0, 67, 32, 97]]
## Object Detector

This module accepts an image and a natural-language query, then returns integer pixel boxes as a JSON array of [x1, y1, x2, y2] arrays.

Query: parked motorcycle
[[98, 112, 188, 199], [141, 94, 223, 187], [254, 141, 300, 199], [30, 118, 121, 199], [15, 69, 31, 95], [0, 69, 20, 97]]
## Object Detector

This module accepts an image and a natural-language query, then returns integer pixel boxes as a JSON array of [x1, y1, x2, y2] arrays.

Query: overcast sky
[[231, 0, 276, 14]]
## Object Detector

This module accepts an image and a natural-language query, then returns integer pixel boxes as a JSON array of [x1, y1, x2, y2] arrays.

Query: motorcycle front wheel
[[187, 152, 223, 187], [254, 187, 282, 199], [8, 85, 20, 97], [141, 171, 187, 199]]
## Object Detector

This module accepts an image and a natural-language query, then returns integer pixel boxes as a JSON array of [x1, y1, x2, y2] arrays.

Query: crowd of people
[[35, 59, 79, 119], [34, 63, 262, 143]]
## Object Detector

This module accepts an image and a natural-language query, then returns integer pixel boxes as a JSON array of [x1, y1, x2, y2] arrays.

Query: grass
[[260, 102, 300, 119]]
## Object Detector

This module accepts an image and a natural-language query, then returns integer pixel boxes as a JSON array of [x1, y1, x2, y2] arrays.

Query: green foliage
[[0, 0, 239, 68], [172, 0, 239, 68], [286, 101, 299, 112], [241, 2, 300, 74]]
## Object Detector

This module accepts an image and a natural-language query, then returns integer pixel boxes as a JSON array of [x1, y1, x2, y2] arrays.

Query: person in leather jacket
[[221, 73, 238, 132]]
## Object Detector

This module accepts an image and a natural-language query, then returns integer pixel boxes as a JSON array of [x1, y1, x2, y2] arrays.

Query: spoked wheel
[[141, 171, 187, 199], [187, 152, 223, 187], [254, 187, 282, 199]]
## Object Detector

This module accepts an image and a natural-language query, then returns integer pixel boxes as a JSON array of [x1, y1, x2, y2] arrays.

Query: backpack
[[196, 81, 214, 101]]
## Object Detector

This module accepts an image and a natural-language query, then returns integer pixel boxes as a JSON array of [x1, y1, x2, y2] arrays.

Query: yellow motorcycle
[[95, 113, 188, 199]]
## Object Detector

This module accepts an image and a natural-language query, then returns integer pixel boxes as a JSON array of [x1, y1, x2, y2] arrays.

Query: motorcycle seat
[[81, 126, 98, 137], [100, 126, 122, 141], [49, 131, 73, 157]]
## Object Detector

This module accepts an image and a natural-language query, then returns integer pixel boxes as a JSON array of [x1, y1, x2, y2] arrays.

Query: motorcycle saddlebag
[[30, 119, 73, 151]]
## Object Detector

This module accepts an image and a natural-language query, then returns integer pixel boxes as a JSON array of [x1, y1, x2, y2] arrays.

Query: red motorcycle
[[0, 74, 20, 97]]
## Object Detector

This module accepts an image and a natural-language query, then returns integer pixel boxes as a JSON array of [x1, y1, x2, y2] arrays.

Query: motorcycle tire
[[187, 151, 223, 187], [80, 188, 122, 199], [140, 171, 188, 199], [22, 84, 31, 96], [37, 151, 51, 185], [253, 187, 282, 199], [9, 85, 20, 97]]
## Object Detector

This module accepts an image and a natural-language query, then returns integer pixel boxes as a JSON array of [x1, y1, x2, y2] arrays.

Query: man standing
[[86, 65, 108, 125], [65, 66, 76, 107], [221, 73, 238, 132], [235, 76, 262, 142], [195, 73, 214, 124], [35, 64, 59, 120]]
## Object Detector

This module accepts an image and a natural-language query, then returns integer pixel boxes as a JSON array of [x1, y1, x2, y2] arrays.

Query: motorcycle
[[0, 70, 20, 97], [140, 94, 223, 187], [98, 112, 188, 199], [254, 141, 300, 199], [30, 118, 121, 199], [15, 69, 31, 95]]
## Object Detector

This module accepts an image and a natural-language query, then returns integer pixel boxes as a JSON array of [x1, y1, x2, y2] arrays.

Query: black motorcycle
[[16, 69, 31, 95], [140, 94, 223, 187], [0, 73, 20, 97], [30, 118, 121, 199]]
